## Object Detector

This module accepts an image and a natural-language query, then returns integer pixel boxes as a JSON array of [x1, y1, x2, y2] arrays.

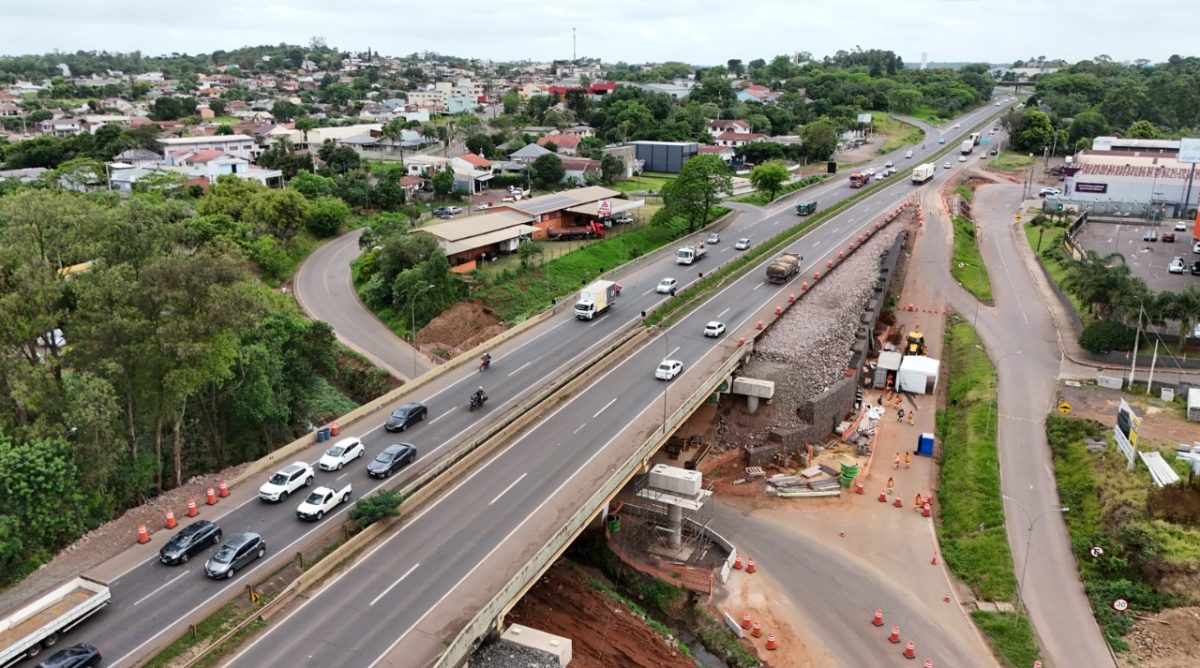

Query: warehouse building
[[1062, 136, 1199, 216]]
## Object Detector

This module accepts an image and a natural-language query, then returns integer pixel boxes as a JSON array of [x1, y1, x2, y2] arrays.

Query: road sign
[[597, 199, 612, 216], [1058, 401, 1072, 415], [1113, 598, 1128, 611], [1090, 546, 1104, 558], [1014, 214, 1023, 222], [1056, 203, 1064, 212], [249, 590, 261, 604]]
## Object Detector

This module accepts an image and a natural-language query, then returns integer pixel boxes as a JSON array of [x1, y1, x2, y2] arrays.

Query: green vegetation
[[694, 604, 761, 667], [873, 112, 926, 153], [731, 173, 828, 205], [937, 318, 1015, 602], [1023, 221, 1085, 315], [349, 490, 405, 529], [143, 596, 272, 668], [611, 174, 674, 195], [909, 104, 948, 125], [950, 215, 994, 302], [954, 185, 974, 201], [970, 611, 1042, 668], [585, 576, 693, 660], [987, 151, 1036, 171], [1045, 415, 1196, 650]]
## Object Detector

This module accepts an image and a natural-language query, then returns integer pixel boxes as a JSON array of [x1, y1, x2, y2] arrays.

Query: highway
[[222, 105, 1009, 667], [8, 102, 1004, 668]]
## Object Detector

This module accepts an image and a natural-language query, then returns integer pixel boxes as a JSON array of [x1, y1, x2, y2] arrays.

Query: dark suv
[[36, 643, 101, 667], [367, 444, 417, 478], [205, 532, 265, 580], [159, 519, 222, 565]]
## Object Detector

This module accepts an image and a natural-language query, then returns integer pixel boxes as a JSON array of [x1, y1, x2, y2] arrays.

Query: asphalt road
[[7, 103, 1005, 668], [218, 102, 1011, 668]]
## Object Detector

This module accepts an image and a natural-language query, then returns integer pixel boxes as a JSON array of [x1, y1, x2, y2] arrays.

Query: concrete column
[[668, 504, 683, 550]]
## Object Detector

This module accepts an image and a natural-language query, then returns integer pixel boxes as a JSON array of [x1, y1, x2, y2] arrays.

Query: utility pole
[[1128, 303, 1143, 392], [1147, 339, 1159, 395], [572, 27, 576, 63]]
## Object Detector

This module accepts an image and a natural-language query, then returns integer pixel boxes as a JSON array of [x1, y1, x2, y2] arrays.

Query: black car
[[205, 532, 266, 580], [384, 402, 428, 432], [1191, 261, 1200, 276], [368, 444, 417, 478], [159, 519, 222, 565], [36, 643, 100, 668]]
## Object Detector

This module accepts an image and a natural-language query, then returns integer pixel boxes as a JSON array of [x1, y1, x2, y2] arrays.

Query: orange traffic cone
[[206, 487, 218, 505], [164, 509, 176, 529], [878, 490, 887, 502], [855, 480, 864, 494], [931, 553, 939, 565], [330, 421, 339, 437], [136, 523, 150, 544], [746, 557, 757, 574], [186, 498, 198, 517], [924, 660, 933, 668], [751, 621, 762, 638], [733, 553, 743, 570], [903, 640, 916, 659], [922, 503, 932, 518], [889, 625, 901, 643], [766, 633, 777, 650], [893, 496, 903, 508], [944, 592, 951, 603], [218, 480, 230, 497], [756, 320, 763, 330], [741, 612, 752, 630]]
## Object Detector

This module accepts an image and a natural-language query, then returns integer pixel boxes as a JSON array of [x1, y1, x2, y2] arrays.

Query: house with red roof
[[708, 119, 751, 138], [713, 131, 767, 148], [736, 84, 776, 104], [536, 133, 583, 156]]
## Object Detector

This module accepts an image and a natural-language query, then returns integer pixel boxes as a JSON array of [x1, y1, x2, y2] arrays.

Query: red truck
[[849, 173, 869, 188]]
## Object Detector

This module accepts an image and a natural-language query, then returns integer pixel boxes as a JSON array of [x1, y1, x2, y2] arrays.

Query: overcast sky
[[1, 0, 1191, 66]]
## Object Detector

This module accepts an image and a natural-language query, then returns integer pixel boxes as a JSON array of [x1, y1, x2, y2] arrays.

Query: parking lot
[[1074, 220, 1200, 293]]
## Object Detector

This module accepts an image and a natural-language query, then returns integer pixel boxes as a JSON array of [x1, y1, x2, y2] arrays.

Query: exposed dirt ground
[[1057, 384, 1198, 445], [416, 300, 505, 360], [503, 561, 698, 668], [1123, 606, 1200, 667]]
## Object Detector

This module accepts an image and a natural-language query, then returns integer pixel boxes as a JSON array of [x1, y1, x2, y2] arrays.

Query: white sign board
[[1179, 137, 1200, 164], [857, 113, 874, 124], [1113, 399, 1138, 470], [597, 199, 612, 216]]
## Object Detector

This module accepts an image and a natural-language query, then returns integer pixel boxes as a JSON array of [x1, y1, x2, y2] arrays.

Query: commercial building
[[1063, 136, 1199, 216], [159, 134, 259, 161], [491, 186, 643, 236], [627, 141, 698, 173], [419, 211, 537, 271]]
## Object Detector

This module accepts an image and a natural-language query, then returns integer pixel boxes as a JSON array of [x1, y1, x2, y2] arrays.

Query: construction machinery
[[905, 326, 928, 356]]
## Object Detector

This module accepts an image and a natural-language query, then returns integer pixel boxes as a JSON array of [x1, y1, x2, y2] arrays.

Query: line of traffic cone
[[741, 612, 752, 630], [164, 509, 176, 529], [766, 633, 776, 651], [903, 640, 916, 659], [136, 523, 150, 544], [205, 487, 218, 505], [186, 498, 198, 517], [745, 557, 756, 574], [218, 480, 230, 497], [751, 621, 762, 638], [733, 553, 743, 569], [872, 608, 884, 626], [889, 625, 901, 643]]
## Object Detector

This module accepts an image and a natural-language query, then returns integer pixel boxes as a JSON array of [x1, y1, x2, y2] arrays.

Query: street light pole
[[409, 283, 435, 377], [1003, 495, 1068, 616]]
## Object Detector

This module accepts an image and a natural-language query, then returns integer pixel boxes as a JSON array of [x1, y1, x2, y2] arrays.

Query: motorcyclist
[[473, 386, 485, 405], [480, 352, 492, 370]]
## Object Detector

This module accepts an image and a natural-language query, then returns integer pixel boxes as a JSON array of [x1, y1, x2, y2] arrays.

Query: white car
[[703, 321, 726, 337], [1174, 221, 1188, 232], [445, 206, 463, 216], [873, 173, 885, 181], [707, 232, 720, 244], [735, 238, 751, 250], [943, 161, 952, 169], [1039, 187, 1061, 197], [655, 359, 683, 380], [475, 203, 490, 210], [656, 278, 678, 294], [296, 484, 352, 521], [957, 155, 967, 162], [884, 161, 894, 169], [317, 437, 365, 471], [258, 461, 315, 502], [905, 150, 913, 159], [1168, 256, 1186, 274], [954, 123, 961, 128], [1193, 241, 1200, 254]]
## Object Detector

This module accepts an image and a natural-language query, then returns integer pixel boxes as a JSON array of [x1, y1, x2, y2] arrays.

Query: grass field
[[730, 174, 828, 205], [988, 151, 1037, 171], [951, 215, 994, 303], [1023, 222, 1087, 317], [612, 174, 674, 195], [873, 112, 926, 154], [910, 105, 948, 125], [939, 318, 1041, 667]]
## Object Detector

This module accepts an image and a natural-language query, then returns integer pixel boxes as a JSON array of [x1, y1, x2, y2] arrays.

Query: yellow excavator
[[905, 327, 927, 356]]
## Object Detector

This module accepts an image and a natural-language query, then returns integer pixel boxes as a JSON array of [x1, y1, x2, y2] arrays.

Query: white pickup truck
[[295, 483, 352, 521]]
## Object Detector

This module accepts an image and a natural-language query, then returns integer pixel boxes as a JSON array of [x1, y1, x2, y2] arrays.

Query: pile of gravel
[[743, 227, 903, 431], [468, 639, 561, 668]]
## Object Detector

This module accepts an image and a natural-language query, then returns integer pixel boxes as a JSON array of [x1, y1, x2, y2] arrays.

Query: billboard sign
[[1074, 182, 1109, 194], [1178, 137, 1200, 164], [857, 113, 874, 124], [1113, 399, 1139, 470]]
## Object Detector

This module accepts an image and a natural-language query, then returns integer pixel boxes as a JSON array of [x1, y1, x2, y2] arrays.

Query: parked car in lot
[[368, 443, 417, 478], [205, 532, 265, 580], [444, 206, 463, 216], [735, 238, 751, 250], [1144, 230, 1159, 242], [1194, 240, 1200, 253], [384, 402, 428, 432], [1192, 261, 1200, 276], [703, 321, 726, 337], [159, 519, 222, 565], [258, 461, 314, 502], [318, 437, 365, 471], [656, 278, 678, 294], [1163, 232, 1176, 243], [1168, 256, 1186, 274], [1175, 220, 1189, 231], [1039, 187, 1061, 197], [707, 232, 720, 244], [35, 642, 101, 668], [655, 359, 683, 380]]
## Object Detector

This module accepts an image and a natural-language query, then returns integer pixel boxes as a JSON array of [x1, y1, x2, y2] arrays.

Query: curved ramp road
[[5, 103, 1005, 668]]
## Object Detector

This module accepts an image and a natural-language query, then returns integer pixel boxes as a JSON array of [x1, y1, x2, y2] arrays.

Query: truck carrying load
[[575, 279, 617, 320], [675, 243, 708, 265], [849, 173, 869, 188], [766, 253, 802, 283], [0, 576, 110, 666], [795, 200, 817, 216], [960, 139, 974, 155], [970, 132, 982, 145], [911, 163, 935, 184]]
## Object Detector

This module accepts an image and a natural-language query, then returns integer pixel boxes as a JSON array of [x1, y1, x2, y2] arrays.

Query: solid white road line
[[369, 563, 421, 607], [132, 570, 191, 608], [717, 307, 730, 318], [506, 361, 532, 377], [427, 407, 456, 425], [592, 398, 617, 419], [488, 474, 527, 507]]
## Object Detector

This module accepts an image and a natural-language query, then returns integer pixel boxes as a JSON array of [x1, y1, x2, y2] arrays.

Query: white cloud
[[0, 0, 1193, 65]]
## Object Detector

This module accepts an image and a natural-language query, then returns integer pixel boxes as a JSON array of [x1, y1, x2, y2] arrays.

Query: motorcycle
[[479, 356, 491, 372], [468, 392, 488, 411]]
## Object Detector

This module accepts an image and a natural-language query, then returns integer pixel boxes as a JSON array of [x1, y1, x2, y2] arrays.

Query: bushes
[[1078, 319, 1135, 353], [349, 490, 404, 529]]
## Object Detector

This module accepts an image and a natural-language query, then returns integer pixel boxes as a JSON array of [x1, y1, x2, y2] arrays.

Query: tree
[[1125, 120, 1163, 139], [501, 91, 521, 115], [662, 154, 731, 232], [727, 59, 744, 77], [305, 196, 350, 237], [530, 153, 565, 188], [578, 136, 605, 159], [196, 175, 267, 220], [431, 166, 456, 198], [1068, 110, 1109, 145], [151, 96, 194, 121], [1014, 109, 1054, 152], [465, 132, 495, 158], [209, 99, 227, 116], [372, 178, 406, 212], [599, 154, 625, 185], [542, 140, 559, 153], [749, 161, 789, 202], [244, 188, 311, 244], [800, 118, 838, 161], [318, 140, 361, 175], [288, 171, 337, 199]]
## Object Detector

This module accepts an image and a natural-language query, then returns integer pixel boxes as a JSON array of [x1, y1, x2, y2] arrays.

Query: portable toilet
[[917, 432, 935, 457]]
